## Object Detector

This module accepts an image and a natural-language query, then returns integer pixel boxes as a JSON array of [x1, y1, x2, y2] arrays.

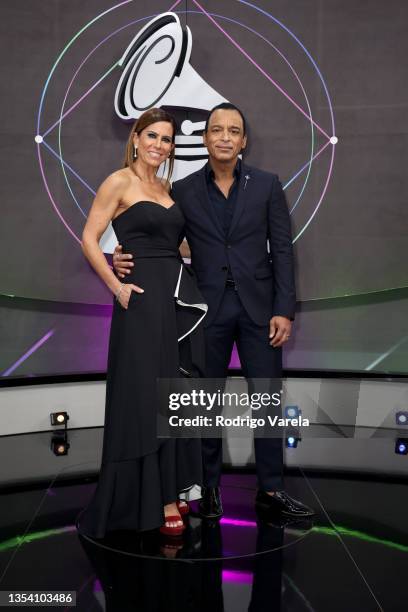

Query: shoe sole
[[198, 508, 223, 520], [159, 527, 185, 537]]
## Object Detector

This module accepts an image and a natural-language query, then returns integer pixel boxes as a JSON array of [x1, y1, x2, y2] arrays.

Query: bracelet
[[115, 283, 125, 301]]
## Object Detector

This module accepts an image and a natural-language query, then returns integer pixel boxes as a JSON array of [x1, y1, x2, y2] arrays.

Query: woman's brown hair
[[124, 107, 177, 185]]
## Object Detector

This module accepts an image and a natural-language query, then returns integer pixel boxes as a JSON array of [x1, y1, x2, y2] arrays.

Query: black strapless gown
[[77, 201, 207, 537]]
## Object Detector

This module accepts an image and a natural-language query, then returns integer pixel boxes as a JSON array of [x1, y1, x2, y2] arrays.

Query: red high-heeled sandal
[[176, 500, 190, 516], [159, 516, 186, 537]]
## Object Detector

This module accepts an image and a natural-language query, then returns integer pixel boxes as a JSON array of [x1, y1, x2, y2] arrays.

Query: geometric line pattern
[[52, 11, 320, 226], [36, 0, 336, 247]]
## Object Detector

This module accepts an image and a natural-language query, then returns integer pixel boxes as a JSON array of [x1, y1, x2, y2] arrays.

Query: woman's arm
[[82, 173, 143, 307]]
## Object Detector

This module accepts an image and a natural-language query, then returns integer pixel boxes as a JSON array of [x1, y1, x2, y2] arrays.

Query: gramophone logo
[[114, 12, 226, 176]]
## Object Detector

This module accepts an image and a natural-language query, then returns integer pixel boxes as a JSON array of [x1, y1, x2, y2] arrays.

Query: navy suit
[[172, 162, 296, 490]]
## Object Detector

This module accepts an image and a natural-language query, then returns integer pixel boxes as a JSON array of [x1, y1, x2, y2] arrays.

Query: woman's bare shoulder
[[105, 167, 133, 188], [97, 167, 133, 196]]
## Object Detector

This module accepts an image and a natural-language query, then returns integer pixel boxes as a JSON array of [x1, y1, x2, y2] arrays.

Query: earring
[[133, 145, 137, 159]]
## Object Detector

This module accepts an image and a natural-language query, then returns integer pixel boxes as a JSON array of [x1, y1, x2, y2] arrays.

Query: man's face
[[203, 109, 247, 163]]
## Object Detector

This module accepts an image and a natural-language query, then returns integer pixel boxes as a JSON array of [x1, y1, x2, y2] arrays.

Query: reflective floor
[[0, 433, 408, 611]]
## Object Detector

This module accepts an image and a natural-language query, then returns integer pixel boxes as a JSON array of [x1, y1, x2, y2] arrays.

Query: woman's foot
[[159, 502, 185, 537]]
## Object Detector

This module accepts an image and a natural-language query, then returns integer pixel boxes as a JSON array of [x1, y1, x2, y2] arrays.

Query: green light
[[311, 524, 408, 554], [0, 522, 407, 555], [0, 526, 76, 553]]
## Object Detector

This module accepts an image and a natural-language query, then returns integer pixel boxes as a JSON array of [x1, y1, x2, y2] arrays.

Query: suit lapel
[[228, 163, 251, 238], [193, 168, 225, 238]]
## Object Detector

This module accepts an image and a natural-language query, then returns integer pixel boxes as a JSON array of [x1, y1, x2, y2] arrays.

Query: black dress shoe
[[255, 490, 315, 518], [198, 487, 223, 519]]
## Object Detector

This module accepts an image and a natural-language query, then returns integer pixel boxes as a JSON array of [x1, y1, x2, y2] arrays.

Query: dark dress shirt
[[205, 160, 241, 281]]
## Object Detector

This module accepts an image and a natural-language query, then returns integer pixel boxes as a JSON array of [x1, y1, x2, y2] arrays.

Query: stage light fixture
[[285, 426, 302, 448], [286, 435, 301, 448], [396, 412, 408, 426], [395, 438, 408, 455], [51, 441, 70, 456], [50, 430, 70, 456], [50, 411, 69, 427], [284, 405, 301, 419]]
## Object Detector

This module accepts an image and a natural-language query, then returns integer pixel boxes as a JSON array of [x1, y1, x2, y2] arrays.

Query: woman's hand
[[117, 283, 144, 309]]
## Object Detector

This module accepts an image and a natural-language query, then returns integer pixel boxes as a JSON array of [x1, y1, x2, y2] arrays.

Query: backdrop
[[1, 0, 407, 376]]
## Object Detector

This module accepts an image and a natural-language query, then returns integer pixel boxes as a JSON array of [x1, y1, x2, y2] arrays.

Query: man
[[113, 103, 314, 519]]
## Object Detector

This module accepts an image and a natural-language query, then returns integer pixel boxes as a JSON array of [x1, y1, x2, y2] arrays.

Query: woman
[[77, 108, 207, 538]]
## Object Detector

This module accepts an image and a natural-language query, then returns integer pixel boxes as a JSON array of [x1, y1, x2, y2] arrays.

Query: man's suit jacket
[[172, 162, 296, 327]]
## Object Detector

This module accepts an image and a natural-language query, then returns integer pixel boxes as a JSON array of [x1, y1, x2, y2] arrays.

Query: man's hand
[[269, 316, 292, 347], [113, 244, 134, 278]]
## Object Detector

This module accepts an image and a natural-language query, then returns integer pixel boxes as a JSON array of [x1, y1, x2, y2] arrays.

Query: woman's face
[[133, 121, 174, 168]]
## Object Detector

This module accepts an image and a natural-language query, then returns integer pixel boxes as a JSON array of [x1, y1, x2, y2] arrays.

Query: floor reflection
[[78, 515, 307, 611]]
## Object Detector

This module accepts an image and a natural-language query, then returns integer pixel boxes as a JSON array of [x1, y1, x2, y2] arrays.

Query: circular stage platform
[[77, 480, 313, 561]]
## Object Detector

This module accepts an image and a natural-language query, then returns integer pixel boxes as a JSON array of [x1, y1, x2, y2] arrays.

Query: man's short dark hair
[[204, 103, 247, 135]]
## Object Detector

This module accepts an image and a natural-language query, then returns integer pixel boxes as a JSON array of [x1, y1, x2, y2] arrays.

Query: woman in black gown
[[78, 108, 207, 538]]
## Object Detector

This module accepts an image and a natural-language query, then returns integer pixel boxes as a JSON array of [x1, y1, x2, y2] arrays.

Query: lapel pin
[[244, 175, 251, 190]]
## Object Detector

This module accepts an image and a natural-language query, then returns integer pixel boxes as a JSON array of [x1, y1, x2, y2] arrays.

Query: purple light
[[2, 329, 55, 377], [169, 0, 182, 10], [222, 569, 253, 584], [221, 517, 257, 528]]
